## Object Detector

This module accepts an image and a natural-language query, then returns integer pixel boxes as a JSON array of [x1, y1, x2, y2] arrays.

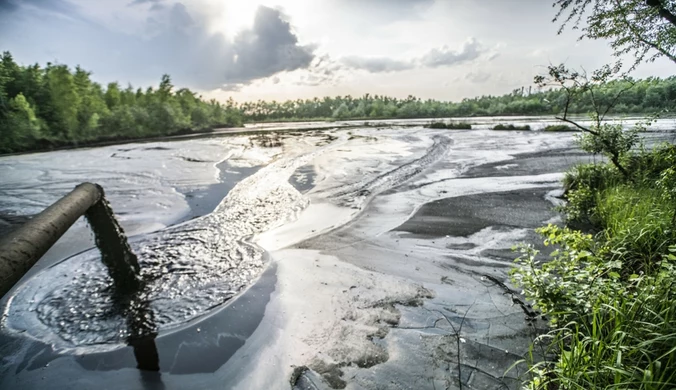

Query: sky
[[0, 0, 673, 103]]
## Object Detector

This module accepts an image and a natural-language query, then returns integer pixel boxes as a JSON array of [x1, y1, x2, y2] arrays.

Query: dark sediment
[[0, 262, 277, 389], [461, 148, 593, 179], [288, 164, 317, 194], [394, 188, 559, 238], [84, 187, 142, 295]]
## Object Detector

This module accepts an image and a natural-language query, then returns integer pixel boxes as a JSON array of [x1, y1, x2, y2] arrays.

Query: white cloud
[[340, 38, 490, 74]]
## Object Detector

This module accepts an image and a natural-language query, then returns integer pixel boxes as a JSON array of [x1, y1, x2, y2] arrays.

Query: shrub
[[492, 124, 531, 130], [447, 122, 472, 130], [428, 122, 448, 129], [427, 122, 472, 130], [512, 228, 676, 390], [512, 141, 676, 389], [544, 124, 576, 132], [627, 143, 676, 183], [563, 163, 622, 194], [561, 163, 623, 224], [577, 123, 640, 164]]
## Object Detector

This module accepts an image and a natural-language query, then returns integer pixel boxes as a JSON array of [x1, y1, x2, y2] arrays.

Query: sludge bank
[[1, 121, 673, 389]]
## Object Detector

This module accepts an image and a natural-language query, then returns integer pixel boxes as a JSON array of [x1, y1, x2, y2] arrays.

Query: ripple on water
[[4, 153, 313, 352]]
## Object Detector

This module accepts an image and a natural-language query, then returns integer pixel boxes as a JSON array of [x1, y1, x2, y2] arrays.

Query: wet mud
[[179, 161, 261, 223], [461, 148, 593, 178], [1, 123, 674, 389], [288, 165, 317, 194], [395, 188, 559, 238], [0, 262, 277, 389]]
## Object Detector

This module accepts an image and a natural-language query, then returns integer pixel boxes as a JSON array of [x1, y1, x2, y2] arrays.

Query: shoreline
[[4, 114, 672, 158], [0, 127, 666, 389]]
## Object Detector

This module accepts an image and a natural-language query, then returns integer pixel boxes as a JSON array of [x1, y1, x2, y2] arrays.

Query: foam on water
[[3, 143, 330, 352]]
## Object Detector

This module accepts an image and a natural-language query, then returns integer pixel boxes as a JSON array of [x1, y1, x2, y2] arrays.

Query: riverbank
[[1, 125, 674, 389], [3, 115, 674, 157]]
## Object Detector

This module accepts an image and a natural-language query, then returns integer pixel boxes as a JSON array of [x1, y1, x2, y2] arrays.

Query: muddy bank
[[226, 132, 575, 389], [3, 125, 670, 389], [461, 148, 592, 178], [395, 188, 559, 238]]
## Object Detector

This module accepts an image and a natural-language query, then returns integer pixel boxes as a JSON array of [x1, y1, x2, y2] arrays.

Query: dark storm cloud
[[224, 6, 315, 84], [0, 0, 78, 16], [341, 38, 488, 73], [135, 4, 315, 89], [0, 3, 315, 90], [0, 0, 18, 12]]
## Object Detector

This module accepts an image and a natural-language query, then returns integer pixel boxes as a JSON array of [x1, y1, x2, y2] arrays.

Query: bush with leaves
[[493, 124, 531, 130], [512, 225, 676, 389]]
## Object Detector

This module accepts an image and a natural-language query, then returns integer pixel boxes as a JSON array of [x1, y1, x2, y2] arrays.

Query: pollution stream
[[0, 117, 674, 389]]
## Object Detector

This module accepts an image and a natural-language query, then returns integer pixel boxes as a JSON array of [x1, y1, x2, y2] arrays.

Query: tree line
[[241, 78, 676, 121], [3, 49, 676, 154], [0, 52, 242, 154]]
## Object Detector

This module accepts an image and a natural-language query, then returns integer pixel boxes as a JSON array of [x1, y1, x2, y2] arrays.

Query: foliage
[[428, 121, 449, 129], [512, 2, 676, 388], [576, 122, 641, 157], [596, 185, 676, 268], [513, 145, 676, 389], [512, 228, 676, 389], [492, 124, 531, 130], [534, 63, 648, 177], [543, 124, 576, 132], [0, 51, 241, 154], [553, 0, 676, 67], [562, 143, 676, 225], [238, 76, 676, 122], [426, 121, 472, 130]]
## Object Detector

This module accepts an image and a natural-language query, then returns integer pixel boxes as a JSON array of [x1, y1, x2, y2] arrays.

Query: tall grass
[[511, 144, 676, 389], [595, 186, 675, 270]]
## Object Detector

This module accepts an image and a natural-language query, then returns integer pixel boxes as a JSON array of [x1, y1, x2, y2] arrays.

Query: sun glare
[[209, 0, 261, 37]]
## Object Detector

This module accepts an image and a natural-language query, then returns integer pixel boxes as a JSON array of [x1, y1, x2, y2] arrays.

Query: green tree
[[45, 64, 80, 139], [105, 82, 122, 109], [554, 0, 676, 66], [1, 93, 41, 152]]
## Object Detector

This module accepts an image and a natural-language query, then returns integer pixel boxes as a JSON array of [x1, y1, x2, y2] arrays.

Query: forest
[[240, 78, 676, 121], [3, 49, 676, 154], [0, 52, 242, 154]]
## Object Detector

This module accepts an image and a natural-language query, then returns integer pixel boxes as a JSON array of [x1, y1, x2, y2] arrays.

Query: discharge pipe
[[0, 182, 142, 298]]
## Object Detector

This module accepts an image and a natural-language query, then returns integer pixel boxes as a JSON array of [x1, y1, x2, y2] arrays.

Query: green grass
[[511, 144, 676, 389], [544, 124, 577, 132], [512, 228, 676, 390], [427, 121, 472, 130], [595, 185, 675, 270], [492, 124, 531, 131]]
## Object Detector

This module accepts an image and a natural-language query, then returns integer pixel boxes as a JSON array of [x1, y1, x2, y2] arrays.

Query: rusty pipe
[[0, 183, 103, 298]]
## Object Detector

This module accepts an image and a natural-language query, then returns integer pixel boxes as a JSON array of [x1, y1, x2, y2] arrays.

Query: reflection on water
[[2, 121, 673, 389], [3, 134, 317, 351], [124, 297, 159, 372]]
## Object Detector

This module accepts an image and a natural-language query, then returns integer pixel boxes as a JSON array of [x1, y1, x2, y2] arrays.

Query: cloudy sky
[[0, 0, 673, 102]]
